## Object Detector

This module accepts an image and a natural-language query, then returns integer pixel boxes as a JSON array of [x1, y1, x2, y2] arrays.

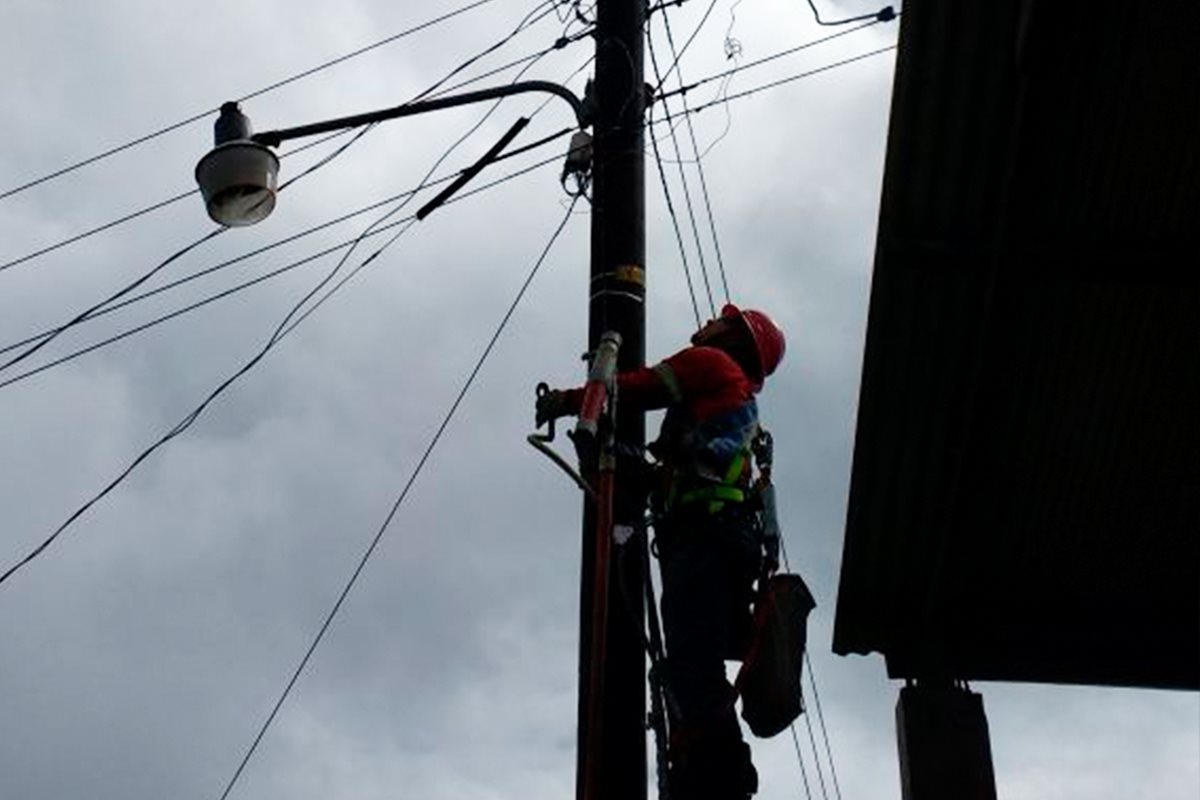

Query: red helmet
[[721, 303, 786, 381]]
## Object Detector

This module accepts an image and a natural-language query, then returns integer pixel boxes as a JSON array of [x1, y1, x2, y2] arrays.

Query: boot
[[668, 730, 758, 800]]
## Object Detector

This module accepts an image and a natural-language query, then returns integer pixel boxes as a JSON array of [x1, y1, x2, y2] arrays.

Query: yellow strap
[[677, 485, 746, 511]]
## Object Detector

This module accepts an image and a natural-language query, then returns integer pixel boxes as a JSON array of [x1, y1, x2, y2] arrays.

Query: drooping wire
[[0, 137, 575, 392], [657, 3, 731, 304], [805, 0, 895, 27], [0, 0, 503, 202], [214, 193, 580, 800]]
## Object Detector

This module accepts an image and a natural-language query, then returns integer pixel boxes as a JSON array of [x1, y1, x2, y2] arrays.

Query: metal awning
[[833, 0, 1199, 690]]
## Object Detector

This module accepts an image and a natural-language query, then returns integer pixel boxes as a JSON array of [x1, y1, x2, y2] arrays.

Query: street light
[[195, 83, 591, 227], [195, 103, 280, 227]]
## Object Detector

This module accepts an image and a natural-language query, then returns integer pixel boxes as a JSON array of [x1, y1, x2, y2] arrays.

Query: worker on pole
[[537, 304, 787, 800]]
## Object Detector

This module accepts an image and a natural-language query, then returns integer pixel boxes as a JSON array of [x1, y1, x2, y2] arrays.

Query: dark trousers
[[657, 508, 762, 798]]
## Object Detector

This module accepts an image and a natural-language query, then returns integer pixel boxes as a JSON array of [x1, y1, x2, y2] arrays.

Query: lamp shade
[[194, 141, 280, 227]]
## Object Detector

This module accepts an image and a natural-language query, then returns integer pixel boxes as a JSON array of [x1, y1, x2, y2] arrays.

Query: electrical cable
[[656, 4, 728, 306], [0, 6, 578, 375], [0, 66, 583, 602], [406, 0, 567, 106], [647, 102, 703, 329], [805, 651, 844, 800], [0, 185, 400, 589], [0, 133, 577, 392], [3, 41, 883, 369], [0, 128, 359, 276], [650, 0, 720, 93], [805, 0, 895, 27], [802, 688, 833, 800], [1, 12, 593, 277], [658, 18, 887, 103], [213, 193, 580, 800], [0, 51, 582, 363], [0, 0, 503, 202], [0, 128, 580, 588], [791, 724, 817, 800], [266, 31, 577, 346], [780, 537, 840, 800], [0, 120, 370, 376], [0, 228, 225, 375], [681, 45, 898, 114]]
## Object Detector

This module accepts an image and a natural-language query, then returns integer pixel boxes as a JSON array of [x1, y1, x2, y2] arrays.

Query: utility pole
[[577, 1, 646, 800]]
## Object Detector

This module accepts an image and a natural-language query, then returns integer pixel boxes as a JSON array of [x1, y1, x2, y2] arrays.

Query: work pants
[[657, 508, 762, 799]]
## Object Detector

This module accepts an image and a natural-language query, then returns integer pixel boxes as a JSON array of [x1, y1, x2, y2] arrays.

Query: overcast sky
[[0, 2, 1195, 799]]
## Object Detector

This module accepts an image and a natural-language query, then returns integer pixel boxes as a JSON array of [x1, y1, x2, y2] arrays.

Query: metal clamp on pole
[[527, 383, 596, 498]]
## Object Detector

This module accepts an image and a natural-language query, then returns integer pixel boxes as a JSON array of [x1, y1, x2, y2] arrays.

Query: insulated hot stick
[[572, 330, 622, 461]]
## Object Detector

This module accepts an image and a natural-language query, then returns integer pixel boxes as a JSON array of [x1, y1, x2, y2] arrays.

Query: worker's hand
[[536, 388, 570, 428]]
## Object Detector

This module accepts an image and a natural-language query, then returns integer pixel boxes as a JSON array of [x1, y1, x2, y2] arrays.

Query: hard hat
[[721, 303, 786, 381]]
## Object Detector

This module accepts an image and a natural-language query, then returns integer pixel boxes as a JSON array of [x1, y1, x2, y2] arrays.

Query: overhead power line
[[0, 52, 591, 365], [0, 4, 581, 375], [0, 18, 593, 277], [0, 0, 504, 203], [647, 9, 714, 319], [0, 129, 361, 275], [0, 71, 583, 586], [779, 538, 841, 800], [680, 45, 898, 114], [659, 3, 732, 304], [805, 0, 896, 27], [650, 0, 721, 93], [214, 193, 581, 800], [655, 3, 725, 309], [0, 131, 576, 391], [657, 18, 889, 102]]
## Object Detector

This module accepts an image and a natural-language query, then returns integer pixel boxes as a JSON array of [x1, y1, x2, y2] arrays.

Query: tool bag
[[736, 572, 816, 738]]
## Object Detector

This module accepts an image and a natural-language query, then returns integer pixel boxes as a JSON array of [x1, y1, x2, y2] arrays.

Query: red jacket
[[567, 346, 760, 494], [565, 345, 757, 419]]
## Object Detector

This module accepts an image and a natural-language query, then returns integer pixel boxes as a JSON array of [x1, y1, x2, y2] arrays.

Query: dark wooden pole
[[577, 1, 647, 799]]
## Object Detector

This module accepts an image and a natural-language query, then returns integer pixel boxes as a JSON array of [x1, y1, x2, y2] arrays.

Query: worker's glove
[[535, 388, 571, 428]]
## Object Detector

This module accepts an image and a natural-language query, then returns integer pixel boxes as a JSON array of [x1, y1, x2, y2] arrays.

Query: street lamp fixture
[[195, 82, 590, 227]]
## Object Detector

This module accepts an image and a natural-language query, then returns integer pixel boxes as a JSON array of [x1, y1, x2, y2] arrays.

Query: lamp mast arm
[[251, 81, 590, 147]]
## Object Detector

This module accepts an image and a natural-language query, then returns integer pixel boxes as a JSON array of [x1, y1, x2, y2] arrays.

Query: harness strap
[[673, 436, 753, 513], [677, 484, 746, 513]]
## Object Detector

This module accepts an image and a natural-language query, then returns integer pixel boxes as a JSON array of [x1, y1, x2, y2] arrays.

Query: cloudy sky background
[[1, 1, 1195, 799]]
